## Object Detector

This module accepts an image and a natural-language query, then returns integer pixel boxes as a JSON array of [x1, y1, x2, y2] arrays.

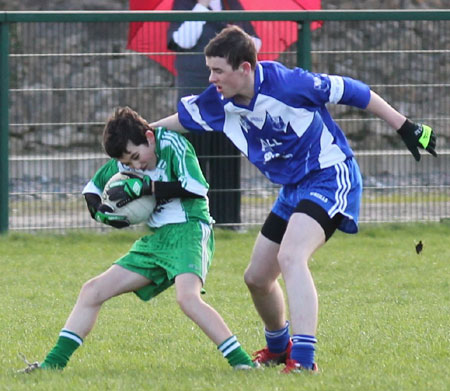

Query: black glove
[[84, 193, 130, 229], [397, 119, 437, 161], [106, 174, 152, 207]]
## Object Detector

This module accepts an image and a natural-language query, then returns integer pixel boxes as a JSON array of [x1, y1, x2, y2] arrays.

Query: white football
[[102, 172, 156, 225]]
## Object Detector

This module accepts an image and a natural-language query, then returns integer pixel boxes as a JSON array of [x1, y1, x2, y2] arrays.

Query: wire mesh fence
[[5, 13, 450, 231]]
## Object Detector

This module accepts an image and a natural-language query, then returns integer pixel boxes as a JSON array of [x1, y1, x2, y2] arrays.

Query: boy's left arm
[[365, 91, 437, 161], [312, 73, 437, 162]]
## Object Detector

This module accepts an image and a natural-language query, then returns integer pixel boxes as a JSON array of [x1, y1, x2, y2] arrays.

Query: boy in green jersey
[[19, 107, 256, 372]]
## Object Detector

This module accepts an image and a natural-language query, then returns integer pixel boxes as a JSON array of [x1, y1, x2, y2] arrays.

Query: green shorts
[[115, 220, 214, 301]]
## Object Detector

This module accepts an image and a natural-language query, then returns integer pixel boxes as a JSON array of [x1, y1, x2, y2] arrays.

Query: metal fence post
[[0, 20, 9, 233], [297, 20, 311, 70]]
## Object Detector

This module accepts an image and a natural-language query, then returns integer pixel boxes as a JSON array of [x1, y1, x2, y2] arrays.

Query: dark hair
[[102, 106, 151, 158], [204, 25, 257, 70]]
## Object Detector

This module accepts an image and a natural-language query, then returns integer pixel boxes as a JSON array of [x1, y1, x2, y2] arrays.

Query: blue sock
[[265, 321, 290, 354], [291, 334, 317, 369]]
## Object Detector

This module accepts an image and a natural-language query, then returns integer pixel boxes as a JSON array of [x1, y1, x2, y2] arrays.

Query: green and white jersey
[[82, 127, 212, 227]]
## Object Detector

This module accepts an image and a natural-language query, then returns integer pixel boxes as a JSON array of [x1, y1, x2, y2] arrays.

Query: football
[[102, 172, 156, 225]]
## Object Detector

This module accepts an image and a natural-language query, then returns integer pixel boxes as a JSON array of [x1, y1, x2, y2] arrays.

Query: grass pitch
[[1, 223, 449, 391]]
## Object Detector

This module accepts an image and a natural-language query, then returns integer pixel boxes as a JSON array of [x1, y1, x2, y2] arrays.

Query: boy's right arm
[[82, 160, 130, 229], [150, 113, 188, 133]]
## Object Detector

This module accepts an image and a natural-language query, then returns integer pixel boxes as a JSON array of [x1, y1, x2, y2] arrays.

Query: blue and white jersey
[[178, 61, 371, 185]]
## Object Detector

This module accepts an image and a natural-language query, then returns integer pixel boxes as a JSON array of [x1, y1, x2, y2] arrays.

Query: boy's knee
[[79, 278, 104, 305], [244, 268, 272, 294], [243, 268, 255, 288]]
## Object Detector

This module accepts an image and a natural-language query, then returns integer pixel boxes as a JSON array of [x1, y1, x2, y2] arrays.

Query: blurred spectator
[[167, 0, 261, 227]]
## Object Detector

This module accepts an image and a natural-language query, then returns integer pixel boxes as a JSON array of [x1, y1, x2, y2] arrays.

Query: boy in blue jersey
[[19, 107, 257, 373], [148, 26, 437, 373]]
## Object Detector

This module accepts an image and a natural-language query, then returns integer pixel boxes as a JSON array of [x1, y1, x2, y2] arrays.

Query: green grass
[[362, 191, 450, 203], [9, 196, 85, 215], [1, 223, 449, 391]]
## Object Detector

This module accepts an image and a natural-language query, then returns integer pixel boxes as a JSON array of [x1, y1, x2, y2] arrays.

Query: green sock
[[217, 336, 255, 368], [40, 329, 83, 369]]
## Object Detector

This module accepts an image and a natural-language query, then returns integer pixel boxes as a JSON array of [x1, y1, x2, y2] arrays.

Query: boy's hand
[[397, 119, 437, 161], [95, 204, 130, 229], [107, 175, 152, 205]]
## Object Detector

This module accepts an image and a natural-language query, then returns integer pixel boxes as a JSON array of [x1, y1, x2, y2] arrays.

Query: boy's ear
[[239, 61, 252, 74], [145, 129, 155, 144]]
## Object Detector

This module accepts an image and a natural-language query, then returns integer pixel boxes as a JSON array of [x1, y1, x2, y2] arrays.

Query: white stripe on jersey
[[160, 129, 186, 156], [82, 180, 101, 196], [318, 123, 347, 168], [328, 75, 345, 104], [158, 130, 208, 196], [223, 102, 250, 157], [221, 94, 316, 158], [256, 62, 264, 84], [180, 96, 214, 131], [257, 94, 315, 138], [329, 162, 351, 217], [160, 131, 188, 186]]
